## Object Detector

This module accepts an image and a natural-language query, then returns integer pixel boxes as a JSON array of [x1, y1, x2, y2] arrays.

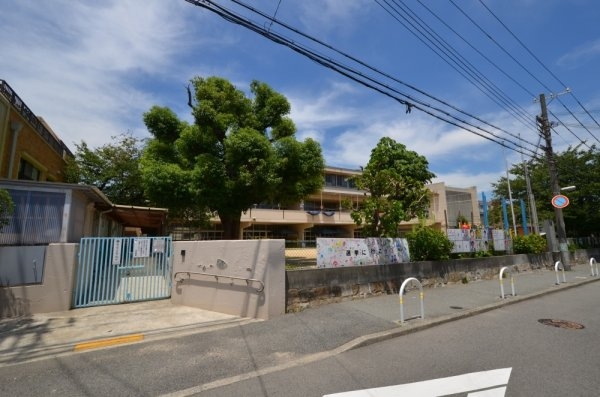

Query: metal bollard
[[590, 258, 599, 277], [555, 261, 566, 285], [499, 266, 515, 299], [399, 277, 424, 324]]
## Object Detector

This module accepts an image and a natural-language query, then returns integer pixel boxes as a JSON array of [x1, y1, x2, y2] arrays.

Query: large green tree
[[65, 133, 147, 206], [351, 137, 435, 237], [492, 144, 600, 237], [141, 76, 325, 239]]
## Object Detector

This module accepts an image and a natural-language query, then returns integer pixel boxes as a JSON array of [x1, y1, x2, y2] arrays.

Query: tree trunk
[[220, 213, 242, 240]]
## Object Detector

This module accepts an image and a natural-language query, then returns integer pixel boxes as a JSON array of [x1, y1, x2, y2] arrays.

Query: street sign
[[551, 194, 570, 209]]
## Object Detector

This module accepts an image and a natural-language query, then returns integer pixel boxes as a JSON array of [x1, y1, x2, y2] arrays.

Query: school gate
[[73, 237, 172, 308]]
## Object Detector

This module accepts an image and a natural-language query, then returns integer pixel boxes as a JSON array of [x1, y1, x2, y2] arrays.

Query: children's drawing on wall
[[447, 226, 506, 253], [317, 238, 410, 268]]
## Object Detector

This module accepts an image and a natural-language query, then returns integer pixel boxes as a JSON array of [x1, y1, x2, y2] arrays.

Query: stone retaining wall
[[285, 249, 600, 312]]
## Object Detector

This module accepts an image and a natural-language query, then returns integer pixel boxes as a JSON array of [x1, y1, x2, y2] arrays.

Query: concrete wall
[[286, 249, 600, 311], [171, 239, 286, 320], [2, 241, 596, 319], [0, 243, 78, 317]]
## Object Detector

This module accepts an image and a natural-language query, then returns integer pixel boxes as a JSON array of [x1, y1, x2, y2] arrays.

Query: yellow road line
[[73, 333, 145, 352]]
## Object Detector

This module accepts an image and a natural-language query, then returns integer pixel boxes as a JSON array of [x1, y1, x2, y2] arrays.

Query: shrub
[[512, 234, 547, 254], [0, 188, 14, 231], [406, 225, 454, 261]]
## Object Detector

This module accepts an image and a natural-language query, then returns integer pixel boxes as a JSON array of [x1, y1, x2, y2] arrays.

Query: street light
[[561, 185, 576, 192]]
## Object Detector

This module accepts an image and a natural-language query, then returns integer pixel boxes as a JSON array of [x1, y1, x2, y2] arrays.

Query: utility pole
[[519, 133, 539, 234], [537, 93, 571, 270], [522, 162, 539, 234]]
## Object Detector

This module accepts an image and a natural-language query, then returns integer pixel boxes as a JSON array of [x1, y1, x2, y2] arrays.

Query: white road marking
[[468, 386, 507, 396], [323, 367, 512, 397]]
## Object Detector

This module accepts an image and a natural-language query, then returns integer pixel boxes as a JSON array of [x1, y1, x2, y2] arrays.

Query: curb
[[0, 317, 255, 367], [340, 275, 600, 352]]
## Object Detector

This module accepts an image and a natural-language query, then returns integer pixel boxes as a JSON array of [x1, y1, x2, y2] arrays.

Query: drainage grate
[[538, 319, 585, 330]]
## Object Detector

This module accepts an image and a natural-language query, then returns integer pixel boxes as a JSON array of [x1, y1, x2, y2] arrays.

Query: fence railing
[[285, 243, 317, 269], [0, 79, 72, 158]]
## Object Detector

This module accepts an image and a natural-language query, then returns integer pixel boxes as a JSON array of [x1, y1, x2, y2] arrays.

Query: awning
[[108, 205, 168, 235]]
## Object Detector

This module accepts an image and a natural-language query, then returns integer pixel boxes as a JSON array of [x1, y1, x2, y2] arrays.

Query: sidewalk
[[1, 262, 599, 368]]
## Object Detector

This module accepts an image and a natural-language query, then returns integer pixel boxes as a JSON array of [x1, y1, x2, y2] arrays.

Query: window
[[18, 158, 41, 181], [0, 189, 66, 245], [324, 173, 356, 189]]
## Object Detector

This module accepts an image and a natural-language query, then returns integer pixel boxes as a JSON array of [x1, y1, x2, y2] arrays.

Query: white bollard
[[399, 277, 424, 324], [590, 258, 599, 277], [555, 261, 566, 285], [499, 266, 515, 299]]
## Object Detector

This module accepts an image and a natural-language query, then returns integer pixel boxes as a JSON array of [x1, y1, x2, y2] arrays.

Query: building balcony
[[239, 208, 355, 225]]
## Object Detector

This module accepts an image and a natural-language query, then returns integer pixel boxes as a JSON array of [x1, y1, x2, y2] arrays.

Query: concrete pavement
[[1, 262, 599, 368]]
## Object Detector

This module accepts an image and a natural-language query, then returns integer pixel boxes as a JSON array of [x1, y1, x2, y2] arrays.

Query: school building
[[172, 166, 481, 242]]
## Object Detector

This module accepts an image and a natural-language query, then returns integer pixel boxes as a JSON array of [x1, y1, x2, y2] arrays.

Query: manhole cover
[[450, 306, 464, 310], [538, 319, 585, 330]]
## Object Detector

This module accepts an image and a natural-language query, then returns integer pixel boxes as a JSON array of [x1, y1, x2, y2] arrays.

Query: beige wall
[[0, 244, 78, 317], [171, 239, 285, 320]]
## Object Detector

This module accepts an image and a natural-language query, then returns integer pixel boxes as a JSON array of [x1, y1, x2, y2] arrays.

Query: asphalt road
[[1, 282, 598, 396], [172, 282, 600, 397]]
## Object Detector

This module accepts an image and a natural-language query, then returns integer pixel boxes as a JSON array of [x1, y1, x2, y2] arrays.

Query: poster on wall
[[492, 229, 506, 251], [447, 228, 475, 253], [112, 238, 122, 265], [133, 238, 151, 258], [447, 228, 498, 253], [153, 239, 165, 254], [316, 238, 410, 268]]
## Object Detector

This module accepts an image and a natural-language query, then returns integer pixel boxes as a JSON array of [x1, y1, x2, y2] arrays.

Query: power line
[[234, 0, 537, 148], [477, 0, 600, 145], [449, 0, 591, 149], [415, 0, 537, 99], [184, 0, 540, 158], [376, 0, 536, 132]]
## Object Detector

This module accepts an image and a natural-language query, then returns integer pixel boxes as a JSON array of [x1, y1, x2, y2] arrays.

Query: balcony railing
[[0, 79, 73, 158], [240, 208, 355, 224]]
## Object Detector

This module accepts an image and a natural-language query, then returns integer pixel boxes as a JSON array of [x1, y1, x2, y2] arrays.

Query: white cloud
[[0, 0, 200, 149], [557, 38, 600, 69], [290, 85, 496, 168], [433, 170, 504, 197], [295, 0, 372, 35], [289, 81, 361, 128]]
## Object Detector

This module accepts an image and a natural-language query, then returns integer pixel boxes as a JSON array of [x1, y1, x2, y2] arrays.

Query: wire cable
[[184, 0, 541, 158], [477, 0, 600, 145], [450, 0, 591, 149], [378, 0, 536, 131]]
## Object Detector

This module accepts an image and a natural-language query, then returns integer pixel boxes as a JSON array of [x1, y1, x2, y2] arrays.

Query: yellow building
[[0, 79, 72, 181], [172, 166, 480, 241]]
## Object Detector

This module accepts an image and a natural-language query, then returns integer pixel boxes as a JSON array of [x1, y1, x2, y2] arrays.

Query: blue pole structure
[[482, 192, 489, 229], [520, 199, 528, 235], [502, 198, 509, 231]]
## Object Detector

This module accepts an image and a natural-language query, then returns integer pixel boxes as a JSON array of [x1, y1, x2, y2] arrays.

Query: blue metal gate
[[73, 237, 172, 308]]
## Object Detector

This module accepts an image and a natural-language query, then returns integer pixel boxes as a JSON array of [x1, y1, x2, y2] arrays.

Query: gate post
[[499, 266, 515, 299], [399, 277, 424, 323], [555, 261, 566, 285]]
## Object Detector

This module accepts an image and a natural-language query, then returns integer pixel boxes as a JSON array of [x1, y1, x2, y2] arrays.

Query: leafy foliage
[[0, 188, 14, 230], [512, 234, 547, 254], [141, 76, 325, 239], [351, 137, 435, 237], [406, 225, 454, 261], [492, 144, 600, 237], [65, 133, 147, 206]]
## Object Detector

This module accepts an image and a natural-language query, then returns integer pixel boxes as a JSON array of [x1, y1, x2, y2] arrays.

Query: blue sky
[[1, 0, 600, 196]]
